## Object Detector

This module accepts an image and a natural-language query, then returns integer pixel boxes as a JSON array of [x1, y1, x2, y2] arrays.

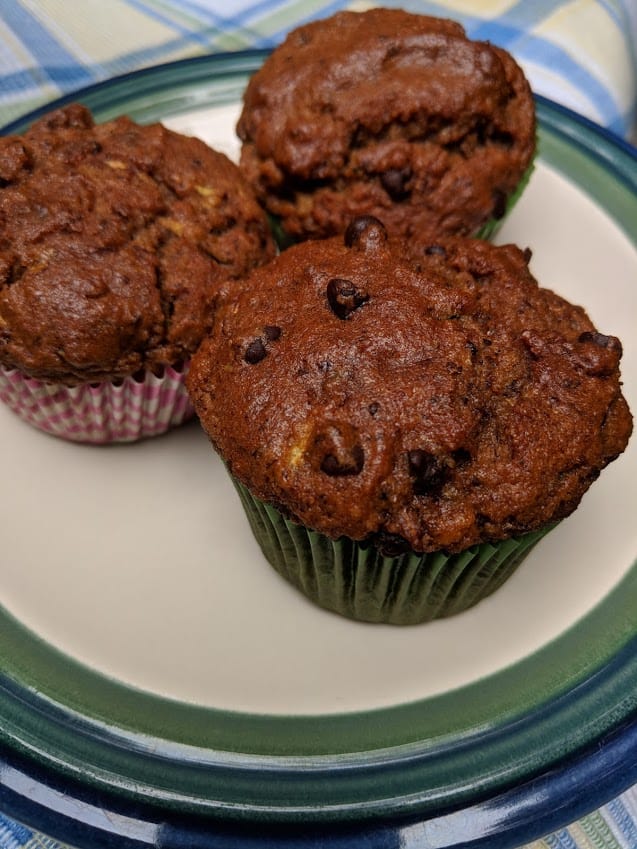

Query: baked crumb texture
[[237, 9, 536, 242], [188, 217, 632, 554], [0, 104, 275, 384]]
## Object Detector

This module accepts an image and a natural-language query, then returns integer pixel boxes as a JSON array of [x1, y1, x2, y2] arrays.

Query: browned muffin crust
[[0, 104, 276, 384], [237, 9, 536, 242], [188, 217, 632, 554]]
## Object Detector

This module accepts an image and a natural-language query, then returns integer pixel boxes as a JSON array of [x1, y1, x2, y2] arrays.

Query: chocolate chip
[[368, 402, 379, 416], [380, 167, 411, 200], [326, 277, 369, 319], [451, 448, 471, 465], [578, 331, 622, 353], [424, 243, 447, 257], [573, 331, 622, 376], [372, 532, 412, 557], [492, 189, 508, 220], [244, 326, 282, 363], [313, 422, 365, 476], [263, 325, 281, 341], [344, 216, 387, 251], [244, 338, 267, 364], [407, 449, 445, 495], [523, 247, 533, 264]]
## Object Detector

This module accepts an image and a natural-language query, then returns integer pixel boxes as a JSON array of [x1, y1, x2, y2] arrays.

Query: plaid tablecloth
[[1, 2, 636, 848]]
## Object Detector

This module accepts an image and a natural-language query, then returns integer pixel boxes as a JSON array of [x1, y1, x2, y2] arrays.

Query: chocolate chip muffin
[[187, 216, 632, 624], [0, 103, 275, 442], [237, 9, 536, 243]]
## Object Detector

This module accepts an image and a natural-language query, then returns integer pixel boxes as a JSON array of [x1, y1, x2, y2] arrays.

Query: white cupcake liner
[[0, 364, 194, 443]]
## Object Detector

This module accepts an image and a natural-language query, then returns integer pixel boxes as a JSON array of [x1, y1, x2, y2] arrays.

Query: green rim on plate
[[1, 51, 636, 825]]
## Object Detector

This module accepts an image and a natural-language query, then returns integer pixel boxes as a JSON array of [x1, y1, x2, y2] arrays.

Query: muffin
[[237, 9, 536, 244], [187, 216, 632, 625], [0, 103, 276, 442]]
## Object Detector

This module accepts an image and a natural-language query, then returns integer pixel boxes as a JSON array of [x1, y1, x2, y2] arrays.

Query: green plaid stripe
[[1, 0, 635, 134]]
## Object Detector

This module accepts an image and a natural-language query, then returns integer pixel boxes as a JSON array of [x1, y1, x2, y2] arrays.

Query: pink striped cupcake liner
[[0, 364, 194, 444]]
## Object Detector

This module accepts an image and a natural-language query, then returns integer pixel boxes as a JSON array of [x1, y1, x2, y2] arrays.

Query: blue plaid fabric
[[1, 2, 636, 848], [1, 0, 636, 137]]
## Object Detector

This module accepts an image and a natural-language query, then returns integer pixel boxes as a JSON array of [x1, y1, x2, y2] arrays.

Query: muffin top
[[237, 8, 536, 241], [0, 104, 275, 384], [188, 217, 632, 554]]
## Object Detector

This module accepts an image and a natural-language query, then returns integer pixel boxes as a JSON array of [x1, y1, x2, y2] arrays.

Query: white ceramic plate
[[2, 106, 636, 718]]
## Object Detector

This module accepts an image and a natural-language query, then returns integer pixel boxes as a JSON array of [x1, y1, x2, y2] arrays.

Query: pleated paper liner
[[234, 479, 553, 625], [0, 363, 194, 444], [475, 160, 535, 241]]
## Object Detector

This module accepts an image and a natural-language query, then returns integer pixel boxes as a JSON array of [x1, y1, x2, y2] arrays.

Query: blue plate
[[1, 50, 637, 849]]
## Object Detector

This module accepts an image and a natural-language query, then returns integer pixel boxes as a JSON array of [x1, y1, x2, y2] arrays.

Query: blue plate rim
[[2, 700, 637, 849]]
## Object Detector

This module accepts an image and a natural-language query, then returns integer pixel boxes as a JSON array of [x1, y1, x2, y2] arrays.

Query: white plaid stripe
[[0, 0, 636, 135]]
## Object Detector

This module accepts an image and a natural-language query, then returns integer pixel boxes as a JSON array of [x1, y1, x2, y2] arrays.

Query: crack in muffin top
[[0, 104, 276, 384], [237, 9, 536, 241]]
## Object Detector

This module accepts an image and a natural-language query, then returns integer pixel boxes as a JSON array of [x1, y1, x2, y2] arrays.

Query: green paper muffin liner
[[269, 159, 536, 250], [476, 159, 536, 241], [232, 479, 554, 625]]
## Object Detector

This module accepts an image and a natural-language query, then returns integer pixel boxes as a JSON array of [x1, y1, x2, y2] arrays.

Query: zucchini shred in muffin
[[237, 8, 536, 244], [0, 103, 275, 442], [187, 216, 632, 625]]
